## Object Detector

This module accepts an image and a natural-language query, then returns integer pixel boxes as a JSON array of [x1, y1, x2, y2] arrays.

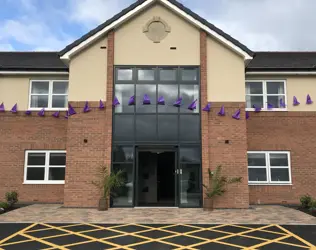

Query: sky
[[0, 0, 316, 52]]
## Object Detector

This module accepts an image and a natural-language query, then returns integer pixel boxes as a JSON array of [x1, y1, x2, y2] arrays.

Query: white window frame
[[24, 150, 66, 184], [247, 151, 292, 185], [245, 80, 287, 111], [28, 80, 69, 111]]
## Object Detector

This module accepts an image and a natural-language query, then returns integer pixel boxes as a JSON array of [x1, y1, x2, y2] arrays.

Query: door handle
[[179, 169, 182, 175]]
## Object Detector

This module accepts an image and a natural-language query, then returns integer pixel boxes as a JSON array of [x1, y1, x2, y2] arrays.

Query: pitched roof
[[247, 52, 316, 72], [0, 52, 68, 72], [59, 0, 253, 59]]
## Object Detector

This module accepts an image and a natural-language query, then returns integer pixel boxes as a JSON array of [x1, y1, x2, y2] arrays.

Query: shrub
[[300, 194, 312, 209], [309, 199, 316, 213], [5, 191, 18, 208], [0, 202, 9, 209]]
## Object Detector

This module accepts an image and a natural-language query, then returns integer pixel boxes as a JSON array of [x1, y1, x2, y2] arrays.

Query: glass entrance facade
[[111, 66, 202, 207]]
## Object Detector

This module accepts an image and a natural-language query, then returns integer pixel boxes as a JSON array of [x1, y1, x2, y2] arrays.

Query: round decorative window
[[143, 16, 171, 43]]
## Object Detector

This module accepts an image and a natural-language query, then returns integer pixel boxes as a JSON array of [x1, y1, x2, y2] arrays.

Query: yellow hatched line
[[0, 223, 36, 245], [228, 224, 288, 235], [25, 223, 88, 233], [20, 232, 67, 250], [276, 225, 316, 248], [41, 223, 133, 250], [188, 224, 278, 249], [276, 240, 311, 249], [246, 234, 292, 249]]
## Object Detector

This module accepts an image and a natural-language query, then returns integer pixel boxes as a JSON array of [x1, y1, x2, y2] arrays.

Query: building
[[1, 0, 315, 209]]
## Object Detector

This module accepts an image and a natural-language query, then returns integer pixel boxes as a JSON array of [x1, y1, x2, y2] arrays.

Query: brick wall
[[63, 32, 114, 208], [200, 31, 249, 208], [0, 112, 67, 203], [247, 112, 316, 205]]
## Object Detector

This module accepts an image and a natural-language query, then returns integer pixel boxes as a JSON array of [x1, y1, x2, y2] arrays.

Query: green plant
[[0, 202, 9, 209], [308, 199, 316, 213], [203, 165, 242, 198], [300, 194, 312, 209], [92, 165, 125, 199], [5, 191, 18, 208]]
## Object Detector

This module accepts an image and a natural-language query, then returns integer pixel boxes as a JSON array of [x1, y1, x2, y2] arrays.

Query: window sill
[[248, 183, 292, 186], [28, 108, 68, 111], [246, 108, 288, 112], [23, 181, 65, 185]]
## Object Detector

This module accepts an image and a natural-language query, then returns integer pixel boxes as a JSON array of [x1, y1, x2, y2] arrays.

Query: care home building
[[1, 0, 316, 209]]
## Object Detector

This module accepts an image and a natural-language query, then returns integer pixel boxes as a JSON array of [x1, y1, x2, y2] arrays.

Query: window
[[245, 80, 286, 110], [29, 80, 68, 110], [24, 151, 66, 184], [247, 151, 291, 184]]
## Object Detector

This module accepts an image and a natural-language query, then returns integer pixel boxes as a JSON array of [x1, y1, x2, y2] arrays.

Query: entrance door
[[136, 149, 176, 207]]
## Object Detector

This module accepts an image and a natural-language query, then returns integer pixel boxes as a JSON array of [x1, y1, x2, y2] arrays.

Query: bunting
[[0, 103, 4, 112], [10, 104, 18, 113], [202, 103, 211, 112], [306, 94, 313, 105], [253, 104, 261, 112], [68, 104, 76, 116], [157, 96, 165, 105], [99, 100, 105, 109], [113, 97, 120, 107], [188, 99, 197, 111], [143, 94, 151, 105], [232, 109, 241, 120], [173, 97, 182, 107], [83, 101, 91, 113], [128, 96, 135, 106], [25, 110, 32, 115], [267, 103, 274, 109], [52, 111, 60, 118], [293, 96, 300, 106], [37, 108, 45, 117], [218, 105, 225, 116], [246, 111, 250, 120]]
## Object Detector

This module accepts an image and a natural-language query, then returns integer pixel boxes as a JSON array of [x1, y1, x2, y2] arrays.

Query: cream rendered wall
[[207, 37, 245, 102], [68, 37, 107, 101], [247, 75, 316, 111], [115, 4, 200, 65], [0, 75, 68, 110]]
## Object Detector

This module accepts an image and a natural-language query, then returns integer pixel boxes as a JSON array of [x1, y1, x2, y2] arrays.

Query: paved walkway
[[1, 204, 316, 224], [0, 223, 315, 249]]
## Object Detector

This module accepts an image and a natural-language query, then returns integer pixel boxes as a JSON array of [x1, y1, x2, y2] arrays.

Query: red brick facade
[[0, 112, 67, 203], [248, 112, 316, 205]]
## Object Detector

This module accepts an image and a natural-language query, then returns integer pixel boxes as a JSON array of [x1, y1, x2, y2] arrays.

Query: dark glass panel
[[138, 69, 155, 81], [114, 115, 134, 141], [117, 69, 133, 81], [181, 68, 197, 81], [158, 115, 178, 141], [48, 168, 65, 180], [179, 115, 199, 141], [27, 153, 45, 165], [247, 153, 266, 166], [180, 147, 200, 163], [113, 146, 134, 163], [112, 164, 133, 206], [49, 153, 66, 166], [271, 168, 290, 182], [248, 168, 267, 182], [135, 115, 156, 141], [26, 167, 45, 180], [160, 69, 176, 81], [270, 153, 289, 166]]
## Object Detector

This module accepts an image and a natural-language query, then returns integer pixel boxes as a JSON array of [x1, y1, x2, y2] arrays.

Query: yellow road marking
[[41, 223, 133, 250], [276, 225, 315, 248], [20, 232, 67, 250], [246, 234, 292, 249], [0, 223, 36, 245]]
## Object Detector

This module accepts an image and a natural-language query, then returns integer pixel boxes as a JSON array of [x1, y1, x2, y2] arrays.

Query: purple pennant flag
[[217, 105, 225, 116], [173, 97, 182, 107], [188, 99, 197, 110], [113, 96, 120, 107], [267, 103, 274, 109], [83, 101, 91, 113], [253, 104, 261, 112], [52, 111, 60, 118], [202, 103, 211, 112], [25, 110, 32, 115], [10, 103, 18, 113], [246, 111, 250, 120], [157, 96, 165, 105], [0, 102, 4, 112], [68, 104, 76, 116], [306, 94, 313, 105], [128, 95, 135, 106], [293, 96, 300, 106], [64, 111, 68, 119], [143, 94, 151, 105], [232, 109, 241, 120], [280, 98, 286, 108], [37, 108, 45, 117], [99, 100, 105, 109]]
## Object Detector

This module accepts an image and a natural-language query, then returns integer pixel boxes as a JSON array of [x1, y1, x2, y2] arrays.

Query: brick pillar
[[63, 32, 114, 207], [200, 31, 210, 204], [200, 31, 249, 208], [209, 103, 249, 208]]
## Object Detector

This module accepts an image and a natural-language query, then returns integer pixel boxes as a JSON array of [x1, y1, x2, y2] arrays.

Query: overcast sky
[[0, 0, 315, 52]]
